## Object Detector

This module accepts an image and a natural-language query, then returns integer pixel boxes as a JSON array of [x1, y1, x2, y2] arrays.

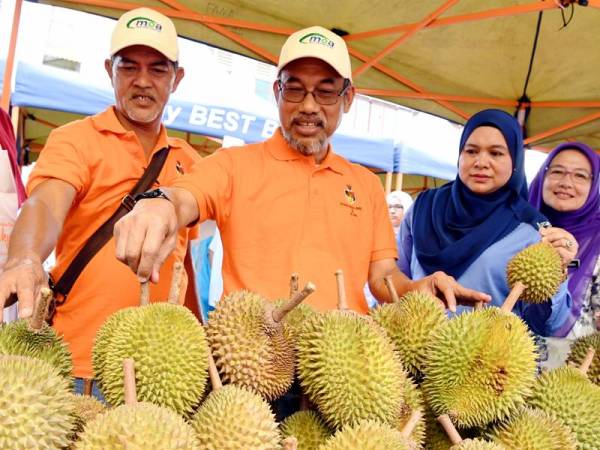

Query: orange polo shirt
[[27, 107, 200, 378], [173, 128, 397, 313]]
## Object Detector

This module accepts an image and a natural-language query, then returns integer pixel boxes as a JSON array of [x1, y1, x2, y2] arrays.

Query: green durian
[[75, 402, 199, 449], [68, 394, 107, 448], [0, 355, 75, 450], [280, 410, 332, 450], [191, 384, 281, 450], [371, 290, 446, 377], [487, 407, 576, 450], [450, 438, 505, 450], [297, 310, 405, 429], [93, 303, 209, 416], [275, 298, 319, 344], [506, 242, 563, 303], [423, 308, 537, 428], [316, 420, 414, 450], [566, 331, 600, 386]]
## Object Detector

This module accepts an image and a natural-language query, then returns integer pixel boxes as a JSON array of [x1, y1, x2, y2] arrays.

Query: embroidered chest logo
[[340, 185, 362, 216], [175, 161, 184, 175]]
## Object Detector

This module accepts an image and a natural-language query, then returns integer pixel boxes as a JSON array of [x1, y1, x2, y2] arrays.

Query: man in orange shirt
[[0, 8, 200, 396], [113, 26, 490, 312]]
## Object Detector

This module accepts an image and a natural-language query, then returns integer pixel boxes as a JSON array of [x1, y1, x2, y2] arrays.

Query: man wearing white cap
[[112, 25, 490, 315], [0, 8, 200, 396]]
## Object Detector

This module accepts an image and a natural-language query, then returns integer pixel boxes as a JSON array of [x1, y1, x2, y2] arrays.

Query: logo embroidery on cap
[[299, 32, 335, 48], [127, 17, 163, 32], [340, 185, 362, 216]]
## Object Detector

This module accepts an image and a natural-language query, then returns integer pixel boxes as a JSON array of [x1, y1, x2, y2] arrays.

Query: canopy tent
[[3, 60, 396, 172], [24, 0, 600, 152]]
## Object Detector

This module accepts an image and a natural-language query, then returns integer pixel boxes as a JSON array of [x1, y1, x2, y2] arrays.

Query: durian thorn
[[207, 350, 223, 391], [123, 358, 137, 405], [335, 269, 349, 311], [139, 281, 150, 306], [578, 347, 596, 375], [289, 272, 299, 298], [437, 414, 463, 445], [282, 436, 298, 450], [383, 275, 400, 303], [167, 260, 184, 304], [501, 281, 526, 313], [273, 282, 316, 323], [400, 408, 423, 438], [28, 287, 52, 331]]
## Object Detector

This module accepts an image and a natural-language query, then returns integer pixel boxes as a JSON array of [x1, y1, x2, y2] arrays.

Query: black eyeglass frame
[[276, 78, 351, 105]]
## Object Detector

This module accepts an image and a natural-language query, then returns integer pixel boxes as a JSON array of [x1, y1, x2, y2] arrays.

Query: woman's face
[[458, 126, 513, 195], [542, 149, 593, 212], [388, 202, 404, 227]]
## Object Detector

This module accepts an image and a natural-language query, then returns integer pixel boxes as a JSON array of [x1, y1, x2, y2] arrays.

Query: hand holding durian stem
[[578, 347, 596, 375], [167, 260, 184, 305], [399, 409, 423, 439], [207, 350, 223, 391], [501, 281, 525, 313], [271, 282, 316, 323], [335, 269, 349, 311], [289, 272, 299, 298], [282, 436, 298, 450], [384, 275, 400, 303], [123, 358, 137, 406], [139, 282, 150, 306], [27, 287, 52, 331], [437, 414, 463, 445]]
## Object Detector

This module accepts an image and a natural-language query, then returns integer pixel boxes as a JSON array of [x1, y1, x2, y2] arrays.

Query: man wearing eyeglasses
[[113, 26, 490, 315]]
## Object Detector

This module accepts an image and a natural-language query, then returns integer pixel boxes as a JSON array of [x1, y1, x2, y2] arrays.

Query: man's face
[[274, 58, 354, 160], [105, 45, 184, 129]]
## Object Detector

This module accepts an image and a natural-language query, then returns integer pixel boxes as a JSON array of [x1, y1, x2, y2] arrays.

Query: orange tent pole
[[1, 0, 23, 111], [357, 88, 518, 107], [524, 110, 600, 145]]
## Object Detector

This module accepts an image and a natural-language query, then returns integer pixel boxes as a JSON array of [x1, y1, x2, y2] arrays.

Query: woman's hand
[[539, 226, 578, 268]]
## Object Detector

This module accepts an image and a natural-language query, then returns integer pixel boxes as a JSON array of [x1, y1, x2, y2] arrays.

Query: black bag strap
[[52, 146, 171, 298]]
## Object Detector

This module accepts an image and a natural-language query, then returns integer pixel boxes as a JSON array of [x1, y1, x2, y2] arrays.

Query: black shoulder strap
[[52, 146, 171, 298]]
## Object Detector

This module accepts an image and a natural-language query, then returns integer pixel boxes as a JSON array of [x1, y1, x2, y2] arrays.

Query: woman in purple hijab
[[529, 141, 600, 367]]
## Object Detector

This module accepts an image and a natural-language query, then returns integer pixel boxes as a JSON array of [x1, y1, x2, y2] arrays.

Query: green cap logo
[[126, 16, 162, 32], [299, 32, 335, 48]]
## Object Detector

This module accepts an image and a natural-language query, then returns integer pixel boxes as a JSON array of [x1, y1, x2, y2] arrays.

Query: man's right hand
[[0, 258, 47, 322]]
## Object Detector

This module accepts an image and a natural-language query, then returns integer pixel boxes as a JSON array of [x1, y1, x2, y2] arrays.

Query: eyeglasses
[[545, 165, 593, 184], [388, 204, 404, 210], [277, 79, 350, 105]]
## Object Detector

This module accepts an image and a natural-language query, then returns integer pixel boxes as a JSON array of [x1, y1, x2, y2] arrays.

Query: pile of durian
[[1, 244, 599, 450]]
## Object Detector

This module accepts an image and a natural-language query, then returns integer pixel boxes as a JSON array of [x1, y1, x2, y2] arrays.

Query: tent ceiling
[[38, 0, 600, 150]]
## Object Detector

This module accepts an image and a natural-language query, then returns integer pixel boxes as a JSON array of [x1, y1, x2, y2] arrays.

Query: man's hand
[[539, 226, 578, 268], [0, 258, 47, 322], [410, 271, 491, 313]]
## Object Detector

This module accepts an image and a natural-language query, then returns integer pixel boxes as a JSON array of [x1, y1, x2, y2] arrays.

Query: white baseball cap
[[278, 26, 352, 82], [111, 8, 179, 62]]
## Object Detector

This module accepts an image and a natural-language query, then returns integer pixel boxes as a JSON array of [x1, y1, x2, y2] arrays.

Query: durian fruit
[[0, 354, 76, 450], [280, 410, 332, 450], [487, 407, 576, 450], [422, 306, 537, 428], [371, 290, 446, 377], [527, 363, 600, 449], [396, 376, 426, 449], [0, 288, 72, 380], [566, 332, 600, 385], [438, 414, 505, 450], [206, 283, 315, 401], [67, 394, 107, 448], [506, 242, 563, 304]]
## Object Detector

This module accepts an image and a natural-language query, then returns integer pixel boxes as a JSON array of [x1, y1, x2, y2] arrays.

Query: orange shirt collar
[[267, 128, 346, 175]]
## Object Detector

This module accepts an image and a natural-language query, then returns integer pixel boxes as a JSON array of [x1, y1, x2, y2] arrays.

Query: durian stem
[[335, 269, 349, 311], [167, 260, 184, 304], [383, 275, 400, 303], [289, 272, 299, 298], [207, 350, 223, 391], [282, 437, 298, 450], [474, 301, 484, 311], [123, 358, 137, 405], [501, 281, 526, 313], [272, 282, 316, 323], [578, 347, 596, 375], [83, 378, 93, 396], [28, 287, 52, 331], [299, 394, 311, 411], [437, 414, 462, 445], [139, 282, 150, 306], [399, 408, 423, 438]]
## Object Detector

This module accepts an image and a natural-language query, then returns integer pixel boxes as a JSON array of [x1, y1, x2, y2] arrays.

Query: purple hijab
[[529, 142, 600, 336]]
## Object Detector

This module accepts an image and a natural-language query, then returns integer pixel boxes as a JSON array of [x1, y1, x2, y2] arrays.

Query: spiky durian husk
[[487, 407, 576, 450], [0, 319, 72, 380], [506, 242, 563, 303], [371, 291, 446, 377], [528, 366, 600, 449], [191, 384, 280, 450], [0, 355, 75, 450], [94, 304, 208, 416], [297, 311, 405, 430], [396, 376, 425, 449], [75, 402, 199, 449], [92, 307, 133, 384], [69, 394, 106, 438], [207, 290, 295, 401], [566, 331, 600, 386], [450, 439, 505, 450], [422, 308, 537, 428], [280, 410, 332, 450], [316, 420, 412, 450]]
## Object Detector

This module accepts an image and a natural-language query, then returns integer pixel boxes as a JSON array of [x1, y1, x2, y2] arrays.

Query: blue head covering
[[412, 109, 546, 278]]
